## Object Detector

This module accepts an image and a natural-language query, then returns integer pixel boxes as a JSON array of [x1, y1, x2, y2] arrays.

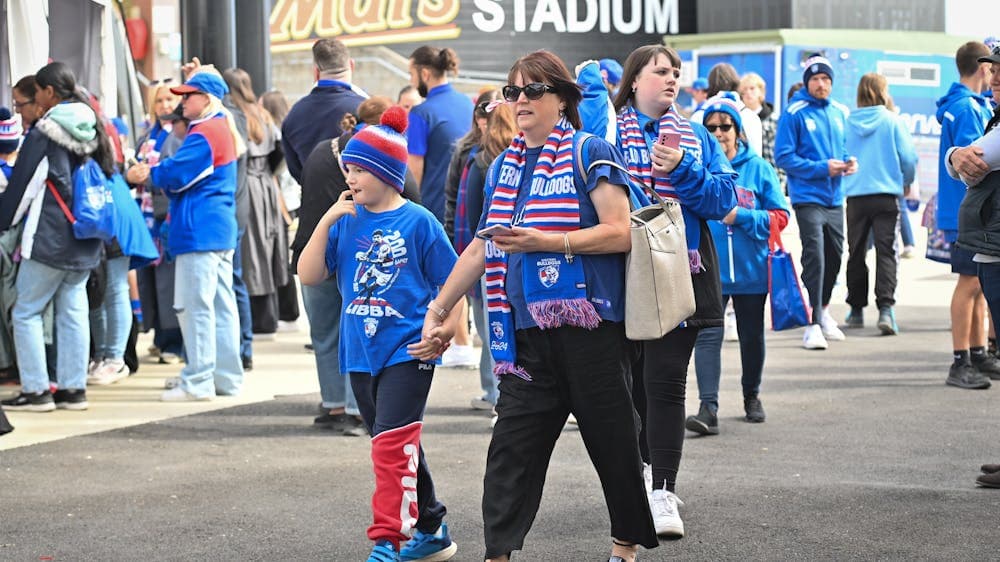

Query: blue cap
[[599, 58, 623, 86], [691, 77, 709, 91], [171, 72, 229, 100]]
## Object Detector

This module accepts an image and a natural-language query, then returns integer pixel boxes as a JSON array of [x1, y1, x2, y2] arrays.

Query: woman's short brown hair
[[506, 50, 583, 130]]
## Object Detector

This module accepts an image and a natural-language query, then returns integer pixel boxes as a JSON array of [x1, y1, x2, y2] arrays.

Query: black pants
[[276, 279, 300, 322], [250, 293, 278, 334], [794, 204, 844, 324], [641, 326, 699, 492], [483, 322, 657, 558], [846, 194, 899, 310]]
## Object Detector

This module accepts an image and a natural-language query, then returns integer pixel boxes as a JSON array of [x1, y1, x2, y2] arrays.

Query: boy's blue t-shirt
[[476, 139, 632, 330], [0, 161, 13, 180], [325, 200, 458, 375]]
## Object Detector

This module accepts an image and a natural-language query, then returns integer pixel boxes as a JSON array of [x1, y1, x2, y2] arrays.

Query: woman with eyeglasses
[[688, 95, 790, 436], [578, 45, 737, 539], [12, 75, 41, 131], [419, 50, 658, 562], [0, 62, 115, 412]]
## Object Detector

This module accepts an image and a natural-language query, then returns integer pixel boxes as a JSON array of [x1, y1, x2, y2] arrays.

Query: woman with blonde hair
[[842, 72, 917, 334]]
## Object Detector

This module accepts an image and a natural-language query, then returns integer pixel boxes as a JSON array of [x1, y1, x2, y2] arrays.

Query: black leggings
[[640, 327, 699, 492]]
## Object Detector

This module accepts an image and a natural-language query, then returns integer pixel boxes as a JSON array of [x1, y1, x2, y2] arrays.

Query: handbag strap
[[575, 134, 677, 223], [45, 179, 76, 224]]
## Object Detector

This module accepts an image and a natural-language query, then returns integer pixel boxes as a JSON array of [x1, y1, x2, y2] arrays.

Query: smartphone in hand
[[652, 131, 682, 177], [658, 131, 682, 150], [477, 224, 515, 239]]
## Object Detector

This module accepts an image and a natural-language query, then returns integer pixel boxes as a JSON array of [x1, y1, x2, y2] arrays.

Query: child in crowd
[[297, 106, 460, 562], [0, 107, 21, 187]]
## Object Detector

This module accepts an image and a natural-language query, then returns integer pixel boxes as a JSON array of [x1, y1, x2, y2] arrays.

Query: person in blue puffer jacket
[[842, 73, 917, 337], [132, 70, 247, 401], [689, 96, 790, 436], [774, 54, 856, 351]]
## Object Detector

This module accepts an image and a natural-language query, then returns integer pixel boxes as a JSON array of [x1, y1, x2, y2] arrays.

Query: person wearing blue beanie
[[689, 94, 791, 434], [775, 51, 855, 350]]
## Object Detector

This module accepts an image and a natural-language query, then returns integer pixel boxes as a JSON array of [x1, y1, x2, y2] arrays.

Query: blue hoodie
[[935, 82, 993, 234], [709, 141, 790, 295], [843, 106, 917, 198], [774, 88, 850, 207]]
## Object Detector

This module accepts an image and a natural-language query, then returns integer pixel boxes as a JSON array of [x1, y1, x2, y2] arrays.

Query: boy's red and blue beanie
[[0, 107, 22, 154], [341, 105, 408, 193]]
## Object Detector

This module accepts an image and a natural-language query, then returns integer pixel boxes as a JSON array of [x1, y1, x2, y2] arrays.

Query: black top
[[290, 133, 420, 269]]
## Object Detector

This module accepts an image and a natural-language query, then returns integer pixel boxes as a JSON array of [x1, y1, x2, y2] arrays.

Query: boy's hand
[[322, 190, 356, 223]]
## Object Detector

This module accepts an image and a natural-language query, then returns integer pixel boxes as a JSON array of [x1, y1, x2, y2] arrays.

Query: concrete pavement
[[2, 213, 1000, 560]]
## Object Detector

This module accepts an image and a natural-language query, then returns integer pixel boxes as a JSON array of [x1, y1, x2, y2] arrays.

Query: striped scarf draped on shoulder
[[617, 104, 706, 272], [483, 118, 600, 380]]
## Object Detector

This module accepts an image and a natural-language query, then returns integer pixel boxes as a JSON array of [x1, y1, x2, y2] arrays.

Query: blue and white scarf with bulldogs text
[[483, 118, 601, 380]]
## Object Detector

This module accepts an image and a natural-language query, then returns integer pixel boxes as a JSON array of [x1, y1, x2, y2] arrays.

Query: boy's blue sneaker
[[368, 539, 401, 562], [399, 522, 458, 561]]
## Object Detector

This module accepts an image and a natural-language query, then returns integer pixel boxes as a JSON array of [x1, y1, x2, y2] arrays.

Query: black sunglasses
[[502, 83, 555, 102], [13, 99, 34, 111], [706, 124, 734, 133]]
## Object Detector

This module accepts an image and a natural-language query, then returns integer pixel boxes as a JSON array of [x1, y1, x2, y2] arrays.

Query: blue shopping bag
[[768, 223, 811, 331]]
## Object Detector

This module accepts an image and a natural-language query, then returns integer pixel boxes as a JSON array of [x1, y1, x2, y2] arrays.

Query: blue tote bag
[[768, 222, 811, 331]]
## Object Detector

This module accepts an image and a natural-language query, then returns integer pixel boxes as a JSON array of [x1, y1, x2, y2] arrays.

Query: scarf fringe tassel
[[494, 361, 532, 381], [528, 298, 602, 330]]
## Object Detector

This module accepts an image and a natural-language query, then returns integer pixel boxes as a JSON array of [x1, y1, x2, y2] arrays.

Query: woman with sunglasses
[[419, 50, 658, 562], [458, 95, 519, 422], [688, 95, 790, 436], [578, 45, 737, 538], [442, 88, 503, 403]]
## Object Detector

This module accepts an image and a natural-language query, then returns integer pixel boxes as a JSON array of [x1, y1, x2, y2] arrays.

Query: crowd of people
[[1, 33, 1000, 561]]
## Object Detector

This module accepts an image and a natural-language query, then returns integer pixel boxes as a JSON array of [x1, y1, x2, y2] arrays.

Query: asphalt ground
[[2, 217, 1000, 560]]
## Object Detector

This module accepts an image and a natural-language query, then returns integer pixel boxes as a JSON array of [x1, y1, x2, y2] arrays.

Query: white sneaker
[[650, 488, 685, 538], [643, 463, 652, 494], [802, 324, 828, 350], [86, 359, 104, 384], [900, 245, 915, 259], [254, 332, 277, 342], [160, 386, 212, 402], [163, 376, 182, 390], [276, 320, 299, 333], [89, 359, 128, 386], [490, 414, 498, 429], [723, 308, 738, 342], [820, 309, 846, 341], [441, 344, 478, 369]]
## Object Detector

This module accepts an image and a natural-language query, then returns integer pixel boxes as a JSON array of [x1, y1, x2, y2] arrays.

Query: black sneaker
[[313, 412, 350, 428], [972, 354, 1000, 380], [341, 415, 368, 437], [241, 356, 253, 372], [1, 390, 55, 412], [845, 307, 864, 329], [684, 403, 718, 435], [744, 397, 766, 423], [946, 362, 991, 389], [53, 389, 88, 410]]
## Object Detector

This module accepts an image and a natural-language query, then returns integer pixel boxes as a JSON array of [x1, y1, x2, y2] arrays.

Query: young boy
[[298, 105, 460, 562], [0, 107, 21, 189]]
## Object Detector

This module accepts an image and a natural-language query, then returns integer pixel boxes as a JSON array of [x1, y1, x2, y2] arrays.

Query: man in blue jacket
[[775, 54, 856, 350], [936, 41, 999, 390], [281, 39, 367, 183]]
